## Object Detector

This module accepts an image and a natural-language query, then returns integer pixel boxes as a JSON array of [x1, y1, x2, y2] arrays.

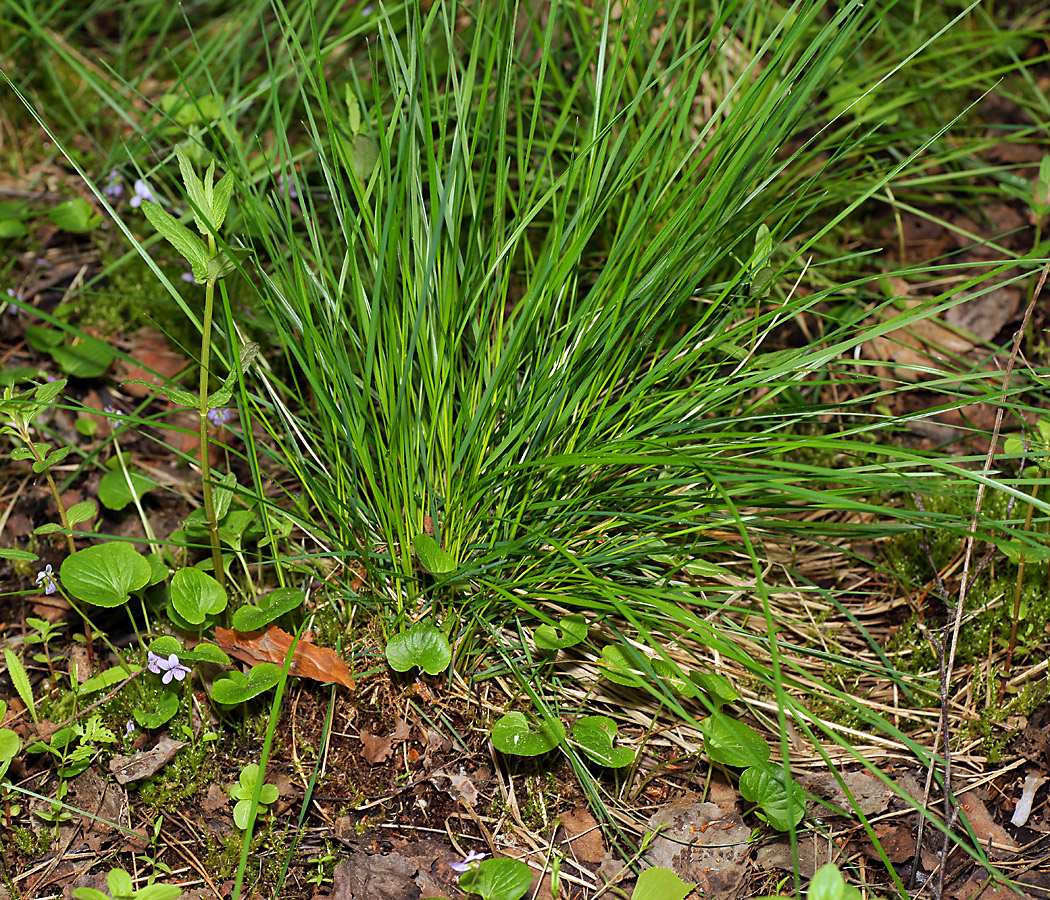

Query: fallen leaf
[[328, 852, 421, 900], [430, 769, 479, 807], [116, 329, 189, 398], [958, 791, 1017, 860], [360, 731, 393, 765], [109, 735, 187, 784], [391, 718, 412, 742], [872, 822, 916, 863], [755, 836, 836, 879], [213, 624, 355, 690], [203, 783, 228, 813], [560, 807, 606, 864]]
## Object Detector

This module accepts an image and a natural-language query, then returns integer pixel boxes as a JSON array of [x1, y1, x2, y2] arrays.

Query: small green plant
[[71, 866, 182, 900], [385, 622, 452, 675], [229, 763, 279, 831]]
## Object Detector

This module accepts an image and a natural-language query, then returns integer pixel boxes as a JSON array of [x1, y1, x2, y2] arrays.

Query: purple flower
[[129, 180, 156, 208], [276, 172, 299, 200], [207, 407, 233, 427], [181, 271, 196, 283], [103, 170, 124, 198], [147, 650, 191, 684], [103, 405, 122, 416], [449, 850, 486, 873], [35, 564, 57, 595]]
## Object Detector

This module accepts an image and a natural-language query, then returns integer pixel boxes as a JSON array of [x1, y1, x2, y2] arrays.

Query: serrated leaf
[[3, 647, 36, 723], [385, 622, 451, 675], [413, 533, 457, 577], [491, 711, 565, 757], [66, 500, 97, 526], [212, 172, 234, 230], [61, 542, 151, 607], [33, 378, 67, 404], [701, 710, 770, 767], [121, 380, 197, 407], [206, 247, 250, 282], [212, 470, 237, 520], [534, 614, 587, 650], [207, 341, 258, 407], [141, 200, 209, 282], [175, 145, 210, 235]]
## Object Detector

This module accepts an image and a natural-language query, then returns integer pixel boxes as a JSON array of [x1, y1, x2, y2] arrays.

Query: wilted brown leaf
[[109, 735, 187, 784], [213, 624, 355, 690], [360, 731, 393, 765]]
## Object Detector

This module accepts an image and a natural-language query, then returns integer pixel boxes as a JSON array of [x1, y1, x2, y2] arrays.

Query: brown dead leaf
[[360, 731, 393, 765], [213, 624, 355, 690], [755, 835, 836, 879], [328, 852, 421, 900], [391, 718, 412, 742], [117, 329, 190, 399], [560, 807, 606, 864], [203, 783, 229, 813], [958, 791, 1018, 860], [109, 735, 187, 784], [430, 769, 479, 807], [872, 821, 916, 863]]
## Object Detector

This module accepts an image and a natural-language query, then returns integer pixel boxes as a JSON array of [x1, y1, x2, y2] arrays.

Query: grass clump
[[2, 0, 1050, 897]]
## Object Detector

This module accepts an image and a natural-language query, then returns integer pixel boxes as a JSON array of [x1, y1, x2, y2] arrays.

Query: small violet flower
[[129, 179, 156, 208], [35, 564, 57, 595], [207, 407, 233, 427], [449, 851, 486, 874], [103, 405, 122, 416], [103, 170, 124, 198], [125, 720, 135, 735], [147, 650, 191, 685]]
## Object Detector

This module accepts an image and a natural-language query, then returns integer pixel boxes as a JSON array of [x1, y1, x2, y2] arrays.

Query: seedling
[[229, 763, 279, 831]]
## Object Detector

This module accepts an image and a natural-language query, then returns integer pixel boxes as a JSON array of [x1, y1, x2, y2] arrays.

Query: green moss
[[137, 741, 218, 812]]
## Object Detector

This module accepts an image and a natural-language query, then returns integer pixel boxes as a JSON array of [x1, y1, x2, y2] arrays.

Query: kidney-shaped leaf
[[573, 715, 634, 768], [133, 691, 179, 729], [231, 587, 305, 631], [459, 857, 532, 900], [61, 542, 151, 607], [807, 863, 863, 900], [171, 566, 228, 625], [491, 711, 566, 757], [98, 469, 156, 511], [210, 663, 282, 704], [700, 710, 770, 768], [739, 761, 806, 831], [599, 645, 645, 687], [385, 622, 451, 675], [534, 614, 588, 651], [690, 672, 738, 707]]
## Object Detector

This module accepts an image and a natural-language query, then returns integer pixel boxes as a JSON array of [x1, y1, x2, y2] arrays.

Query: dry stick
[[912, 265, 1048, 900]]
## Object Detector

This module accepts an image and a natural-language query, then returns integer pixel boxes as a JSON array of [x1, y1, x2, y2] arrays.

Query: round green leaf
[[210, 663, 281, 704], [631, 867, 695, 900], [0, 728, 22, 761], [50, 339, 116, 379], [98, 469, 156, 511], [459, 857, 532, 900], [170, 567, 228, 625], [231, 587, 305, 631], [61, 542, 151, 608], [739, 761, 805, 831], [599, 645, 645, 687], [233, 798, 252, 830], [573, 715, 634, 768], [491, 711, 566, 757], [413, 533, 457, 577], [385, 622, 452, 675], [178, 642, 230, 666], [700, 710, 770, 767], [107, 868, 134, 898], [690, 672, 738, 707], [133, 691, 179, 729], [808, 863, 863, 900], [534, 614, 587, 651]]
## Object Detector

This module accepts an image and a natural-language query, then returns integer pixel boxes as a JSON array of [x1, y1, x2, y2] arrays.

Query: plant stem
[[23, 435, 75, 555], [199, 234, 226, 587]]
